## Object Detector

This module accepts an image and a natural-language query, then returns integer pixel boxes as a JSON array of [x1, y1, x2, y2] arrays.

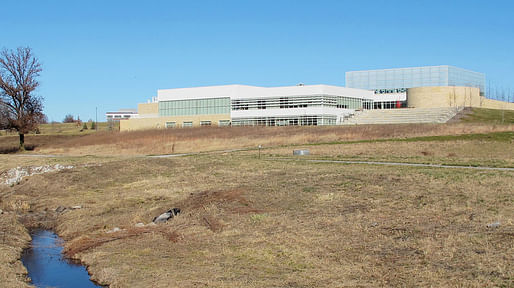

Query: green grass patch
[[305, 131, 513, 147], [394, 131, 514, 142], [461, 108, 514, 124]]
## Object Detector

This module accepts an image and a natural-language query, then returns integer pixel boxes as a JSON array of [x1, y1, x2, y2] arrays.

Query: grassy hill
[[37, 121, 119, 135], [1, 136, 512, 287], [460, 107, 514, 124], [0, 121, 119, 137], [0, 120, 513, 287]]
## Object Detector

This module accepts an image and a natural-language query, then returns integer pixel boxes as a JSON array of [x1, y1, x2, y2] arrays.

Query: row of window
[[164, 120, 231, 128], [159, 97, 230, 117], [232, 95, 366, 111], [163, 116, 339, 127], [107, 115, 132, 118], [158, 95, 372, 117], [373, 101, 408, 109], [231, 115, 337, 126]]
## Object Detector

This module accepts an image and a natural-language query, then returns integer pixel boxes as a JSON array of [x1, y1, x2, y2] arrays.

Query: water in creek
[[21, 229, 103, 288]]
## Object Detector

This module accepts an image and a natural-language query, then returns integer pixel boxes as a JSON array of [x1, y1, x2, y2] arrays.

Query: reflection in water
[[22, 229, 103, 288]]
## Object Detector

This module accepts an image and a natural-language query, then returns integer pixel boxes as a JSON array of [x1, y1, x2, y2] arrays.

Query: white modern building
[[106, 109, 138, 121], [122, 84, 374, 130], [119, 65, 513, 131]]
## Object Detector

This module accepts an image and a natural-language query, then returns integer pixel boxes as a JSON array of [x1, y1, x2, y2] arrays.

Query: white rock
[[107, 227, 122, 233], [135, 223, 145, 227], [70, 205, 82, 210], [1, 164, 74, 186], [487, 222, 501, 228]]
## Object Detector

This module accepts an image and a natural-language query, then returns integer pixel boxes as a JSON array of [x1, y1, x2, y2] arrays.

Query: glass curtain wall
[[159, 97, 230, 117], [346, 66, 485, 94], [346, 66, 449, 90], [447, 66, 485, 94]]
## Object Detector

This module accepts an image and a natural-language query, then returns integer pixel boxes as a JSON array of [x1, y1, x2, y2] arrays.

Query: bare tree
[[0, 103, 9, 129], [0, 47, 44, 150]]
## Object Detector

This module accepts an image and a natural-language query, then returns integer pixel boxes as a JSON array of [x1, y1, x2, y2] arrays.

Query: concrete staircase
[[343, 107, 463, 125]]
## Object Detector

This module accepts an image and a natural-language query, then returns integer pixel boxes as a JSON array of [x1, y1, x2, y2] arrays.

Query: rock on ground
[[1, 164, 74, 186]]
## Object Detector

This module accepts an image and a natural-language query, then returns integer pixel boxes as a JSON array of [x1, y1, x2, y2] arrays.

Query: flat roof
[[157, 84, 375, 101], [106, 111, 138, 114]]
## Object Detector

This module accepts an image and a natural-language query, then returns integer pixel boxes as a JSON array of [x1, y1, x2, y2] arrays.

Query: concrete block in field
[[293, 149, 310, 156]]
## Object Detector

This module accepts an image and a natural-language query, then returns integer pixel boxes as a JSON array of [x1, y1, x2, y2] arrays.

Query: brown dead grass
[[0, 134, 82, 154], [31, 123, 514, 156], [64, 225, 180, 257], [179, 189, 261, 213], [0, 213, 31, 288], [64, 188, 261, 257], [0, 133, 512, 287], [260, 139, 514, 167]]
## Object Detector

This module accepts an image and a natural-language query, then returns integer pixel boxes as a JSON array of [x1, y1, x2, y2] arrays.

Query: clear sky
[[1, 0, 513, 122]]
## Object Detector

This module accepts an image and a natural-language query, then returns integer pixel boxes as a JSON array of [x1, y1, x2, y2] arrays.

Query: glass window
[[165, 121, 176, 128], [159, 97, 230, 117], [219, 120, 230, 126]]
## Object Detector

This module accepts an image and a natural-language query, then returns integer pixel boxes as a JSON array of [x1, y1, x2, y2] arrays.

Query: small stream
[[22, 229, 103, 288]]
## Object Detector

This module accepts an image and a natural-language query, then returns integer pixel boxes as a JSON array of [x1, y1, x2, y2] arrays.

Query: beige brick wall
[[481, 98, 514, 110], [407, 86, 480, 108], [138, 103, 159, 115], [407, 86, 514, 110], [120, 114, 231, 131]]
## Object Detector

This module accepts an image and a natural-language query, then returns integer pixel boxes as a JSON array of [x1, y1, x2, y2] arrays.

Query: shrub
[[63, 114, 75, 123]]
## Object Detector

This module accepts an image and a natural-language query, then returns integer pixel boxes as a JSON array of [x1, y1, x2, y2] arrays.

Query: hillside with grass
[[0, 121, 513, 287], [460, 108, 514, 124]]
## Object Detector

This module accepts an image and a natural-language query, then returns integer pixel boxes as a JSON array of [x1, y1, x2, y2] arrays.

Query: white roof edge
[[157, 84, 259, 92], [157, 84, 374, 101]]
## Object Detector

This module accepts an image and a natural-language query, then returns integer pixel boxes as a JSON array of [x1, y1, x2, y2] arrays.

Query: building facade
[[346, 65, 485, 93], [117, 65, 513, 131], [105, 109, 138, 121], [345, 65, 487, 109], [120, 84, 374, 131]]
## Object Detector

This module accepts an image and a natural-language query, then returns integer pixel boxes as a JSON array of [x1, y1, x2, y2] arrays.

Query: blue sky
[[1, 0, 513, 122]]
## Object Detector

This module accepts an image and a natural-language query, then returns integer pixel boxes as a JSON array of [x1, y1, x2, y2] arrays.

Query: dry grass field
[[259, 131, 514, 168], [0, 122, 513, 287], [0, 122, 512, 156]]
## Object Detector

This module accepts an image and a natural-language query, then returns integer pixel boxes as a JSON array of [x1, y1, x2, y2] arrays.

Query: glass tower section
[[345, 65, 485, 95]]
